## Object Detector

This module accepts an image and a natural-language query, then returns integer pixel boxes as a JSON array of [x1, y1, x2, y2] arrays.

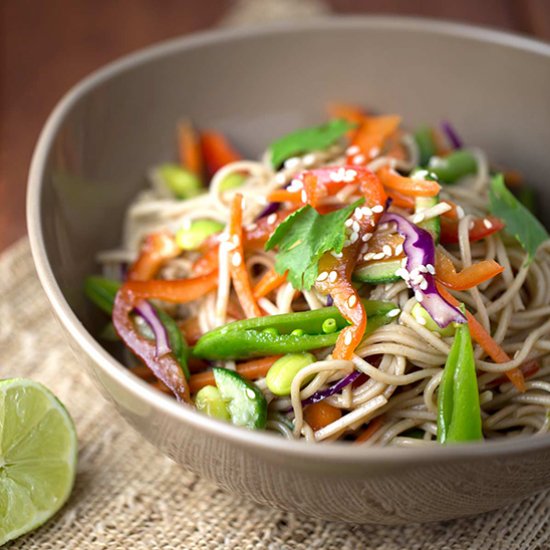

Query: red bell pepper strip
[[440, 215, 505, 244], [200, 131, 242, 177], [228, 193, 262, 318], [315, 168, 387, 359], [128, 231, 180, 282], [435, 251, 504, 291], [347, 115, 401, 164], [377, 166, 441, 198], [113, 289, 191, 403]]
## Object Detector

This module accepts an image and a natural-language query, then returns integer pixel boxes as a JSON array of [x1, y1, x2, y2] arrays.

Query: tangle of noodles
[[96, 116, 550, 445]]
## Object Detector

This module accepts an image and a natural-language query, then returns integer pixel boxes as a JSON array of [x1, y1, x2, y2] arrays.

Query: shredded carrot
[[436, 282, 525, 392], [178, 119, 203, 176], [128, 231, 180, 281], [189, 355, 281, 394], [253, 269, 288, 299], [267, 189, 302, 203], [377, 166, 441, 198], [351, 115, 401, 162], [304, 402, 342, 431], [355, 416, 384, 443], [327, 102, 366, 128], [228, 194, 262, 318], [303, 172, 320, 208]]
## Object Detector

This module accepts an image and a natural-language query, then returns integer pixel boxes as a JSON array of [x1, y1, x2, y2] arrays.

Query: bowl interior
[[35, 17, 550, 386]]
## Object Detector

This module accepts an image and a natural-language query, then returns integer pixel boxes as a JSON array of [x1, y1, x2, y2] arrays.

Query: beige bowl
[[27, 17, 550, 523]]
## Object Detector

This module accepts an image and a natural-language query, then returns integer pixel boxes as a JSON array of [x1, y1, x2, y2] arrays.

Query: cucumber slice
[[213, 368, 267, 429], [353, 259, 401, 284], [415, 195, 441, 244]]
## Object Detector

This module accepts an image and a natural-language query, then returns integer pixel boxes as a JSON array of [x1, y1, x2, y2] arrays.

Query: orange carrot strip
[[128, 231, 180, 282], [228, 194, 261, 318], [178, 120, 203, 176], [304, 402, 343, 431], [303, 172, 320, 208], [253, 269, 288, 299], [377, 166, 441, 197], [267, 189, 302, 203], [355, 416, 384, 443], [327, 102, 366, 128], [436, 282, 525, 392], [350, 115, 401, 162], [435, 251, 504, 291]]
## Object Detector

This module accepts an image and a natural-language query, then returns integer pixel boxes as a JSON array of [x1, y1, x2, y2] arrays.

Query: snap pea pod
[[84, 276, 121, 315], [437, 319, 483, 444], [413, 126, 436, 166], [155, 307, 190, 380], [193, 300, 396, 360], [428, 150, 477, 184]]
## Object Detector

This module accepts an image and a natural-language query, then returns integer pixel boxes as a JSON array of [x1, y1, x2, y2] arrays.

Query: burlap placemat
[[2, 237, 549, 549]]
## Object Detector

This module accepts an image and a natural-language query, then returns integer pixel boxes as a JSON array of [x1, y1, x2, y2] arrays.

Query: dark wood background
[[2, 0, 549, 252]]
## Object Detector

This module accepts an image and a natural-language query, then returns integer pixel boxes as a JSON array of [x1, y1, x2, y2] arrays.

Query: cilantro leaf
[[489, 174, 549, 264], [265, 199, 364, 290], [268, 119, 356, 169]]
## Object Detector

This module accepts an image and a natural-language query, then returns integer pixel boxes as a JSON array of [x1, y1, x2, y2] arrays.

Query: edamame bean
[[219, 172, 247, 191], [194, 385, 231, 421], [322, 318, 337, 334], [158, 164, 203, 199], [266, 352, 316, 396], [175, 219, 224, 250]]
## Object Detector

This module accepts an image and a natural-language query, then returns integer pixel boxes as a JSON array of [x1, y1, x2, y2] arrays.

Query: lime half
[[0, 379, 77, 545]]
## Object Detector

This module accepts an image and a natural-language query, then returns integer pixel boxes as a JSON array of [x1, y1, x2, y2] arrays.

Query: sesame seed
[[412, 213, 425, 224], [328, 271, 338, 283], [411, 169, 429, 181], [352, 221, 361, 233], [395, 243, 404, 256], [345, 219, 354, 227], [231, 252, 242, 267], [274, 172, 287, 184], [225, 242, 237, 252], [354, 208, 364, 221], [317, 271, 329, 282], [218, 232, 229, 242], [347, 295, 358, 308], [395, 268, 410, 280], [284, 157, 301, 169], [331, 251, 343, 259], [346, 145, 360, 156], [350, 232, 359, 244], [330, 171, 343, 183], [287, 179, 303, 192], [362, 233, 372, 242], [267, 213, 277, 225], [372, 252, 385, 260], [483, 218, 493, 229], [415, 290, 424, 302], [419, 279, 429, 291], [371, 205, 384, 214], [344, 169, 357, 182], [303, 153, 316, 166], [387, 308, 401, 318], [382, 245, 392, 257], [246, 388, 256, 399], [301, 190, 308, 203], [361, 206, 373, 217], [369, 147, 381, 158], [363, 253, 375, 261], [416, 316, 427, 326], [352, 154, 366, 165], [426, 264, 435, 275], [231, 235, 240, 245], [417, 265, 428, 273], [247, 223, 258, 231], [344, 331, 353, 345]]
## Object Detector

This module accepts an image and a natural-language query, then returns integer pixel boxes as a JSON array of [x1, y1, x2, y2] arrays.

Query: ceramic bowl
[[27, 17, 550, 523]]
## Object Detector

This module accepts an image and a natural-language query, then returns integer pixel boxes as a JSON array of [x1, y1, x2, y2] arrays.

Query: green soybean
[[290, 328, 304, 336], [158, 164, 203, 199], [266, 352, 317, 396], [322, 318, 337, 334], [219, 172, 247, 191], [195, 385, 231, 421], [175, 219, 224, 250]]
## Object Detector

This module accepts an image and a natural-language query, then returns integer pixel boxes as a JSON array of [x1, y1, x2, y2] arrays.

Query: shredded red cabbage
[[134, 300, 171, 357], [301, 370, 363, 407], [381, 212, 466, 328], [256, 201, 280, 220], [441, 120, 463, 149]]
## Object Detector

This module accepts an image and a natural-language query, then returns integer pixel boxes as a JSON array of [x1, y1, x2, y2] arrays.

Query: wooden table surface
[[2, 0, 549, 253]]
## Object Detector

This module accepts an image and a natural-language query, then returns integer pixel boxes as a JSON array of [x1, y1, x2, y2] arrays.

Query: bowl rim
[[27, 15, 550, 466]]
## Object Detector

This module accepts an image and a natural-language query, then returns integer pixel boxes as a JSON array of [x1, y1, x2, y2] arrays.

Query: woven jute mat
[[2, 239, 550, 550]]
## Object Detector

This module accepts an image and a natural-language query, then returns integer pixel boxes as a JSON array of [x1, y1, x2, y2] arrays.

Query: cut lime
[[0, 379, 77, 545]]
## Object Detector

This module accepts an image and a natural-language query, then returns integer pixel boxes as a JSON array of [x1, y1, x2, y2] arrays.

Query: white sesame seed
[[317, 271, 329, 282], [371, 205, 384, 214], [362, 233, 372, 242], [382, 245, 392, 257], [483, 218, 493, 229], [303, 153, 316, 166], [286, 179, 303, 192], [361, 206, 373, 217], [417, 265, 428, 273], [372, 252, 385, 260], [246, 388, 256, 399], [343, 240, 352, 247], [395, 268, 410, 280], [369, 147, 380, 158], [411, 169, 429, 181], [347, 295, 358, 308], [344, 331, 353, 345], [328, 271, 338, 283], [231, 252, 242, 267], [225, 241, 237, 252], [415, 290, 424, 302], [387, 308, 401, 318], [352, 154, 366, 165], [416, 316, 427, 326], [412, 213, 425, 224], [426, 263, 435, 275], [274, 172, 287, 184], [352, 221, 361, 233], [419, 279, 429, 291], [354, 208, 364, 221], [395, 243, 404, 256], [331, 251, 343, 259], [344, 169, 358, 181], [350, 232, 359, 244], [284, 157, 301, 169], [363, 253, 375, 261], [346, 145, 360, 156], [246, 223, 258, 231], [345, 219, 354, 227], [267, 213, 277, 225], [301, 190, 308, 203]]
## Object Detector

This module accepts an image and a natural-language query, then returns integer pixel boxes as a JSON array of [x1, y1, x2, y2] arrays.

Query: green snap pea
[[158, 164, 203, 199], [84, 276, 121, 315], [175, 219, 224, 250], [193, 300, 396, 360], [194, 385, 231, 421], [413, 126, 436, 166], [155, 307, 190, 380], [219, 172, 247, 191], [428, 150, 477, 184], [266, 352, 316, 396], [437, 317, 483, 444]]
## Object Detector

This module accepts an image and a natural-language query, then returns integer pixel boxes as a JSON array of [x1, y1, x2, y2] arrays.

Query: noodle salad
[[86, 106, 550, 445]]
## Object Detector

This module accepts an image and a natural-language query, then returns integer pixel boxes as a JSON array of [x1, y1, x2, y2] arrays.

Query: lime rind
[[0, 379, 77, 545]]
